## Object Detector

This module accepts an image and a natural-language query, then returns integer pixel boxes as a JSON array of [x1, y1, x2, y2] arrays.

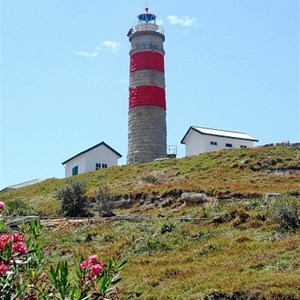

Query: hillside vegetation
[[1, 146, 300, 215], [1, 146, 300, 299]]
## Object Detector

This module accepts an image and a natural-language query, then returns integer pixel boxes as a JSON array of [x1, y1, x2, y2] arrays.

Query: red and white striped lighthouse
[[127, 8, 167, 164]]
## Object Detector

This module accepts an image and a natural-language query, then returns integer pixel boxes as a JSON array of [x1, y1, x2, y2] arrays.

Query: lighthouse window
[[134, 156, 139, 163]]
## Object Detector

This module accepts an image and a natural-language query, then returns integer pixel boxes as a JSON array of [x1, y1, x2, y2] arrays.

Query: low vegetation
[[1, 146, 299, 299], [0, 210, 126, 299], [39, 196, 299, 299], [1, 146, 299, 210], [95, 184, 116, 217], [55, 181, 92, 217]]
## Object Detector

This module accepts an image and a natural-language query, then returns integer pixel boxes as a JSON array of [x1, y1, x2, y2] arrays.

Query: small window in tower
[[226, 143, 233, 148], [134, 156, 139, 163], [72, 166, 78, 176]]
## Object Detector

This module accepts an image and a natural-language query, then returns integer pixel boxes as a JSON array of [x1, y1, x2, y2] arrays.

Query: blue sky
[[1, 0, 299, 189]]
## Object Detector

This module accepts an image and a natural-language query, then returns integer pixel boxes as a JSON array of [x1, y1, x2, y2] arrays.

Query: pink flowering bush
[[80, 255, 105, 278], [0, 201, 5, 211], [0, 201, 126, 299]]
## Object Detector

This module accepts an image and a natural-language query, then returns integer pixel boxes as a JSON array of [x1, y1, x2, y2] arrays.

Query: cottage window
[[225, 143, 232, 148], [240, 145, 247, 149], [96, 163, 107, 170], [210, 141, 217, 146], [72, 166, 78, 176]]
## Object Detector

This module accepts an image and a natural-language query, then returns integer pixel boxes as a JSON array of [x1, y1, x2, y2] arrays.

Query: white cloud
[[101, 40, 121, 53], [76, 40, 121, 58], [167, 15, 196, 27], [75, 51, 99, 58]]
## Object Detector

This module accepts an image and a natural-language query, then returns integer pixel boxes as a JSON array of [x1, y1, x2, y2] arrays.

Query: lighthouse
[[127, 8, 167, 164]]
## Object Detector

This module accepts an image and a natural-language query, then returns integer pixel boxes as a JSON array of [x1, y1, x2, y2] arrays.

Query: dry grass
[[40, 198, 300, 299], [1, 146, 300, 212], [1, 146, 300, 299]]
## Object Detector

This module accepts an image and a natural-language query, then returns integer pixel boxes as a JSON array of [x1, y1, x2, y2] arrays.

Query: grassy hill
[[1, 146, 300, 299], [1, 146, 300, 215]]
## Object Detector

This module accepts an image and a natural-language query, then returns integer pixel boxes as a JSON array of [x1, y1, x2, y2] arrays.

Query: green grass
[[40, 198, 300, 299], [1, 146, 300, 299], [1, 146, 299, 216]]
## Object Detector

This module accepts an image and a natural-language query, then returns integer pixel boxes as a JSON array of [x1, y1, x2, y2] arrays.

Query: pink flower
[[12, 233, 25, 243], [0, 240, 6, 252], [88, 255, 98, 265], [80, 255, 106, 279], [90, 263, 103, 277], [12, 242, 28, 255], [0, 201, 5, 211], [0, 263, 8, 276], [80, 260, 89, 270], [94, 284, 99, 292], [0, 234, 13, 252]]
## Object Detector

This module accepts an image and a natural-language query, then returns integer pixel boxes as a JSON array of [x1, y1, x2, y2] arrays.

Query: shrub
[[134, 238, 172, 255], [247, 198, 266, 212], [55, 181, 91, 217], [160, 223, 175, 234], [269, 197, 300, 233], [144, 174, 158, 184], [4, 199, 37, 216], [276, 258, 291, 271], [96, 184, 116, 217]]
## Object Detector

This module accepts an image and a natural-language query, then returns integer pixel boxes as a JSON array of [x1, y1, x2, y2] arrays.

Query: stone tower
[[127, 8, 167, 164]]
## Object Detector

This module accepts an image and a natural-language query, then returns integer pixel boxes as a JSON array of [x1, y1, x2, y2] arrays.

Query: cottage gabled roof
[[181, 126, 258, 144], [62, 141, 122, 165], [0, 179, 43, 193]]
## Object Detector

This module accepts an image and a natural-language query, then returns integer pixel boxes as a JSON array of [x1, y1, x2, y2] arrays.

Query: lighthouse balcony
[[127, 23, 164, 37]]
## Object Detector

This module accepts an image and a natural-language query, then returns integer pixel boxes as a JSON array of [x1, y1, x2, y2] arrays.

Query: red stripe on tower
[[129, 50, 166, 109], [129, 86, 166, 109], [130, 51, 165, 73]]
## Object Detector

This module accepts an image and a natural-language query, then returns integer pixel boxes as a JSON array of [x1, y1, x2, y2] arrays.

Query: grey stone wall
[[130, 31, 165, 55], [127, 106, 167, 164], [130, 70, 165, 88]]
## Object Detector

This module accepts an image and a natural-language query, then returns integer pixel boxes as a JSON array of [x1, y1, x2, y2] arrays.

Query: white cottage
[[181, 126, 258, 157], [62, 141, 122, 178]]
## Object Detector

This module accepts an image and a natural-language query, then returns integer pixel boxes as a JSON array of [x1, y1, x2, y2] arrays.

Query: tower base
[[127, 106, 167, 164]]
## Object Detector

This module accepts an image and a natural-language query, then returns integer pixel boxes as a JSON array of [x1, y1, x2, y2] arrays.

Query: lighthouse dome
[[138, 12, 156, 23]]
